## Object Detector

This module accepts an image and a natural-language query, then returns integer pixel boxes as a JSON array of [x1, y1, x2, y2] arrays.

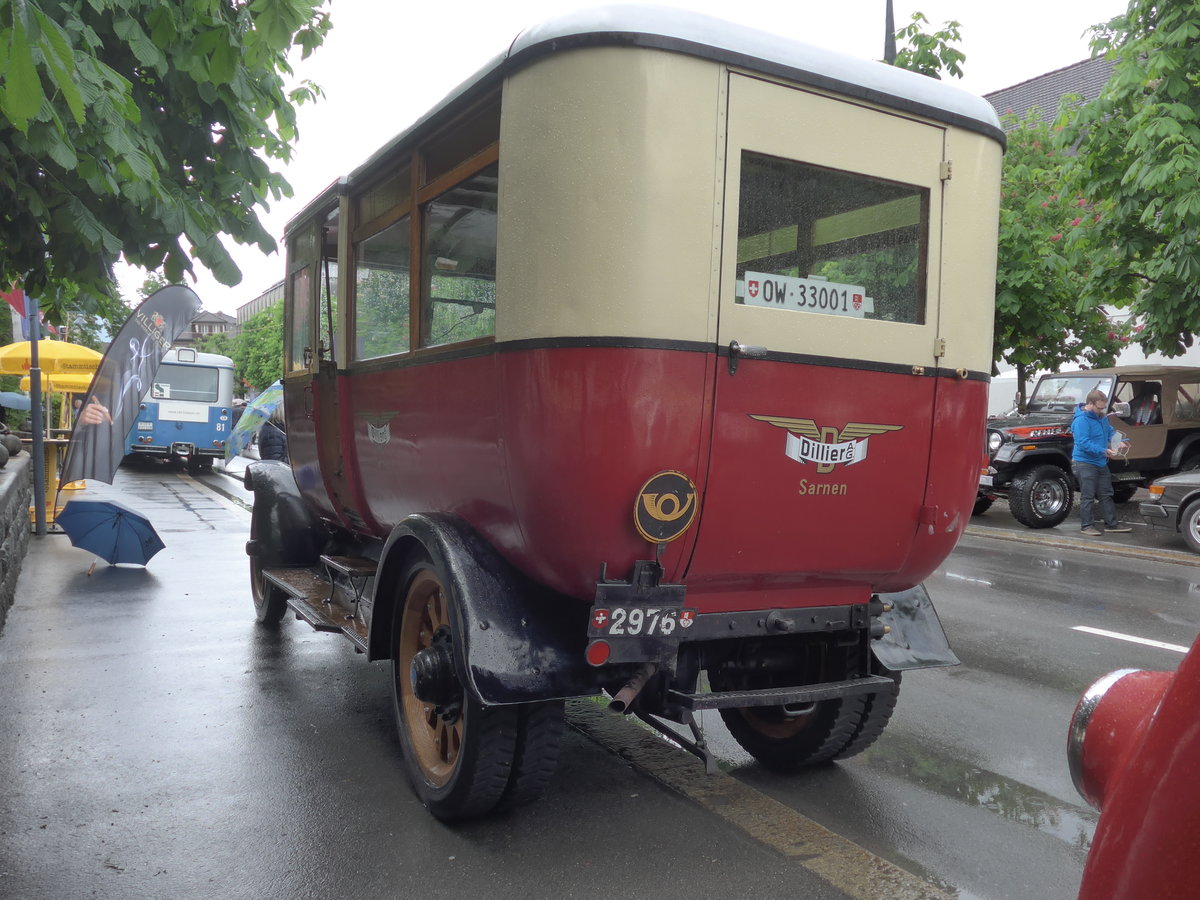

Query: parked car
[[1139, 469, 1200, 552], [976, 366, 1200, 527], [1068, 634, 1200, 898]]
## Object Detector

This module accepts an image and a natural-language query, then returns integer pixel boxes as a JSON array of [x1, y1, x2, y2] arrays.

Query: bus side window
[[355, 216, 412, 360], [288, 263, 312, 372], [421, 161, 498, 348]]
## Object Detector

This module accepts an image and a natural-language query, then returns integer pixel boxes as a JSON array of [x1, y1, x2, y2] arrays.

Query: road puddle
[[861, 733, 1097, 850]]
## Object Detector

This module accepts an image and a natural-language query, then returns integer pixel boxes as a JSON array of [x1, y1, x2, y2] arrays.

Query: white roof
[[510, 5, 1002, 136], [345, 4, 1003, 188]]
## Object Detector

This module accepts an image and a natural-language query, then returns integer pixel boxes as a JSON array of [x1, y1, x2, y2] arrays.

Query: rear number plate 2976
[[589, 606, 696, 637]]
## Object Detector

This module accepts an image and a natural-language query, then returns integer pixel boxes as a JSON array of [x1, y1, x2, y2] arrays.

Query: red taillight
[[585, 640, 611, 667]]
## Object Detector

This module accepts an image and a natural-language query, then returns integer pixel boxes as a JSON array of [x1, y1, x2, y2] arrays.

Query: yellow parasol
[[20, 372, 96, 394], [0, 339, 102, 375]]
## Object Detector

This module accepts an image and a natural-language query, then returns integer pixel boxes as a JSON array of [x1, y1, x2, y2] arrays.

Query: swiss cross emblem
[[679, 610, 695, 628], [747, 280, 759, 298], [852, 293, 863, 311], [591, 609, 609, 628], [153, 314, 165, 327]]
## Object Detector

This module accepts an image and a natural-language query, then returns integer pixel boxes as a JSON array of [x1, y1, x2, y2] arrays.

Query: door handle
[[728, 340, 768, 375]]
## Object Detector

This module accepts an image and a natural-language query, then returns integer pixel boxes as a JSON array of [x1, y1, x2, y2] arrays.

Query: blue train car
[[126, 348, 236, 470]]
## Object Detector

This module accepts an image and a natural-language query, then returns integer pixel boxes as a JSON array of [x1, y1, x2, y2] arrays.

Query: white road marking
[[1072, 625, 1190, 654], [943, 572, 993, 586]]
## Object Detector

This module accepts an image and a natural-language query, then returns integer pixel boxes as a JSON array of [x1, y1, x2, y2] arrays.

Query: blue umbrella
[[225, 380, 283, 461], [0, 390, 31, 410], [56, 498, 165, 566]]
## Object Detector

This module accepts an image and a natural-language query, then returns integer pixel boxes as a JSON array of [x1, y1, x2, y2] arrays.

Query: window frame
[[346, 94, 500, 365]]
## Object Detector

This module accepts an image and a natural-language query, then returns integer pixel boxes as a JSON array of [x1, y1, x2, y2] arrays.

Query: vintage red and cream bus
[[245, 6, 1005, 819]]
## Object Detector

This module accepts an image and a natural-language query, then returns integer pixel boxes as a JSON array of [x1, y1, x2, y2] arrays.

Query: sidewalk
[[206, 455, 255, 508], [967, 491, 1199, 566]]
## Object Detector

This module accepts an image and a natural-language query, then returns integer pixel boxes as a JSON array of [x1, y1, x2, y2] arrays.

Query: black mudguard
[[368, 513, 607, 706], [244, 460, 323, 565], [871, 584, 960, 670]]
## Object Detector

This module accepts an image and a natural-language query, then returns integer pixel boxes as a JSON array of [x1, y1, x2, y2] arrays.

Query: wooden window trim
[[415, 143, 499, 207], [346, 143, 500, 363]]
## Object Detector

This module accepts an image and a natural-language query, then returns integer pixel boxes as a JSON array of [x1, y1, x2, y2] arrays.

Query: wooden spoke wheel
[[392, 556, 519, 819], [248, 502, 287, 626]]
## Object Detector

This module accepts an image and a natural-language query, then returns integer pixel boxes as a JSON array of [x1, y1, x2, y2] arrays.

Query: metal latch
[[728, 340, 768, 375]]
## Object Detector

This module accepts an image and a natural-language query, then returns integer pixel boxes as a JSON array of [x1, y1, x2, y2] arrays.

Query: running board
[[262, 566, 369, 653], [668, 674, 896, 711]]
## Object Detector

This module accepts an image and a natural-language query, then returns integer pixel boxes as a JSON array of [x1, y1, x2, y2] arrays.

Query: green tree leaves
[[0, 0, 329, 327], [892, 13, 966, 80], [1059, 2, 1200, 358], [234, 303, 283, 392], [993, 109, 1128, 404]]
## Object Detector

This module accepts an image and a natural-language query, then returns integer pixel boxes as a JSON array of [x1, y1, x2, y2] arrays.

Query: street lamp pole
[[26, 298, 46, 536], [884, 0, 896, 65]]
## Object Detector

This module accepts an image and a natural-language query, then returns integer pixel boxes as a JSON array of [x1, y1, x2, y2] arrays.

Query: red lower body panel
[[304, 345, 985, 614]]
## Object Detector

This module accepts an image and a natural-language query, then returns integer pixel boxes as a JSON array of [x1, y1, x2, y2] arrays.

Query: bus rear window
[[736, 151, 928, 325], [151, 364, 220, 402]]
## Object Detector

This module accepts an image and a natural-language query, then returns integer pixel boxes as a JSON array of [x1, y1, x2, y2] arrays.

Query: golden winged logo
[[749, 415, 903, 474]]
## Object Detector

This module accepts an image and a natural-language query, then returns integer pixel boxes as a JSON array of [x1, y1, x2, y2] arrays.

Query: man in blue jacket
[[1072, 389, 1132, 536]]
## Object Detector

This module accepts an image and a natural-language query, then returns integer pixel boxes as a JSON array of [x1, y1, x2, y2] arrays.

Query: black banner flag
[[60, 285, 203, 486]]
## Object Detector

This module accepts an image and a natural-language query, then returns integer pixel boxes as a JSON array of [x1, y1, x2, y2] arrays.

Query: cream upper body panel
[[288, 5, 1004, 374], [497, 47, 721, 344], [937, 134, 1004, 373], [498, 50, 1003, 375]]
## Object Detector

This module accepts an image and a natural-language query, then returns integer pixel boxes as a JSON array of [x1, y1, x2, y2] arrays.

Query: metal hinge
[[934, 337, 946, 358], [939, 160, 952, 181]]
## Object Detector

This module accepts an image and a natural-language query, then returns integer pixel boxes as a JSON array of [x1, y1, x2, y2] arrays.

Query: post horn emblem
[[634, 470, 698, 544]]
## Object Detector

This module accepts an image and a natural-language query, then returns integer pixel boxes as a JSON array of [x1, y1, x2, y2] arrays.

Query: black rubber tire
[[834, 663, 901, 760], [972, 494, 994, 516], [1180, 498, 1200, 554], [1181, 455, 1200, 473], [392, 555, 519, 820], [248, 501, 288, 625], [1111, 485, 1137, 505], [496, 700, 565, 811], [713, 646, 898, 771], [1009, 463, 1073, 528]]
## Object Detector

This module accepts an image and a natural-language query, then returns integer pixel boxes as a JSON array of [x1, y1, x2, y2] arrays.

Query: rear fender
[[871, 585, 960, 670], [368, 513, 605, 705]]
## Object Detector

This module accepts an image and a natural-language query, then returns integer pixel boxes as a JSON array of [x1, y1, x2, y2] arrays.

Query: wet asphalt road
[[0, 466, 860, 900], [2, 465, 1197, 899]]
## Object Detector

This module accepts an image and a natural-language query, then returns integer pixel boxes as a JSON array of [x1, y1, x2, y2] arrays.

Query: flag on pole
[[60, 285, 203, 485]]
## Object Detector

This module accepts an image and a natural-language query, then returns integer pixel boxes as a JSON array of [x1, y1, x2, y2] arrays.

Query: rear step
[[261, 566, 370, 653], [668, 674, 896, 711]]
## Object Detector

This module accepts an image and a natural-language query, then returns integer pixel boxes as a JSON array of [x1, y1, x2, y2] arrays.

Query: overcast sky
[[116, 0, 1120, 316]]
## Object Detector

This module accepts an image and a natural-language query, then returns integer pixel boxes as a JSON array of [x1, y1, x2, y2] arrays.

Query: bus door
[[286, 202, 376, 532], [688, 73, 948, 590]]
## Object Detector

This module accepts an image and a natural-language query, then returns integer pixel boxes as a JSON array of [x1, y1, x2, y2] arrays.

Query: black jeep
[[977, 366, 1200, 528]]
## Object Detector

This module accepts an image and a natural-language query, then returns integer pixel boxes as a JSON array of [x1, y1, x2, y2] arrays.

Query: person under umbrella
[[258, 411, 288, 462]]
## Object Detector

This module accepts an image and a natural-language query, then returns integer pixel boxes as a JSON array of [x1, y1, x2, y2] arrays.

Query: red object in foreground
[[1070, 635, 1200, 898]]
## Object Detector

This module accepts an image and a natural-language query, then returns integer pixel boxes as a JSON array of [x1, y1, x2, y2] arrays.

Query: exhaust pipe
[[608, 663, 657, 714]]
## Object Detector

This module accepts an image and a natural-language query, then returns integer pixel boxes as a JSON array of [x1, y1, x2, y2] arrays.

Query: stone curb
[[964, 522, 1200, 566]]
